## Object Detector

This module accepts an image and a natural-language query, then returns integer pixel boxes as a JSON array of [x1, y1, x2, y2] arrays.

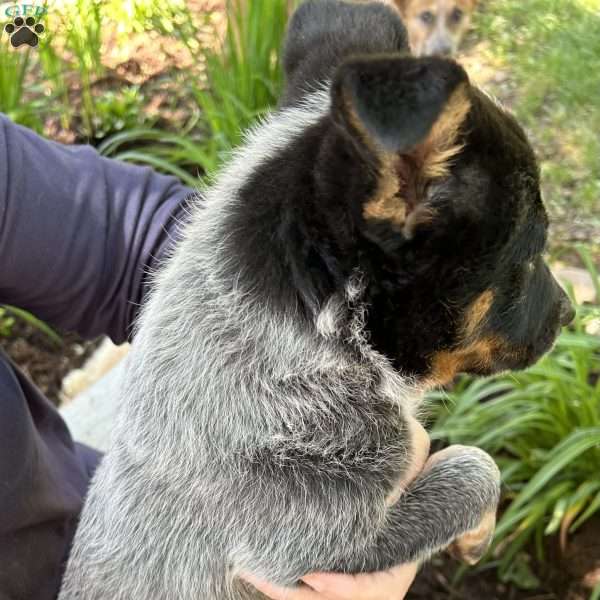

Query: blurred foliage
[[473, 0, 600, 218], [0, 0, 291, 165], [61, 0, 103, 136], [0, 307, 15, 338], [0, 305, 62, 345], [191, 0, 289, 172], [1, 0, 198, 139], [101, 0, 291, 175], [0, 45, 43, 130], [91, 86, 150, 139]]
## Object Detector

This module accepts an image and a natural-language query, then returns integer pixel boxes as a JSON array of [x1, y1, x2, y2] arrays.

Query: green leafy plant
[[98, 126, 207, 188], [103, 0, 195, 38], [474, 0, 600, 217], [0, 307, 15, 338], [192, 0, 291, 172], [2, 305, 63, 346], [0, 44, 43, 130], [429, 253, 600, 584], [101, 0, 292, 180], [90, 86, 149, 139], [59, 0, 104, 137], [38, 30, 73, 132]]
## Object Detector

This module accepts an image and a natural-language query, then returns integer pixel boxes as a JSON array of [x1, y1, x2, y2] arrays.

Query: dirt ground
[[0, 320, 98, 405]]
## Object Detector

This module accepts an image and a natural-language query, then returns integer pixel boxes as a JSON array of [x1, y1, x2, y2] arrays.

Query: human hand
[[242, 562, 418, 600]]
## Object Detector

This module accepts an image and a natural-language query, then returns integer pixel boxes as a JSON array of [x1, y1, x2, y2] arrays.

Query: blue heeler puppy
[[59, 1, 574, 598]]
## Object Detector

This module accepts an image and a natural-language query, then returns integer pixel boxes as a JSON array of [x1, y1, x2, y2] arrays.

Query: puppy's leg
[[385, 417, 431, 507], [366, 445, 501, 569], [422, 445, 497, 564], [233, 445, 500, 585]]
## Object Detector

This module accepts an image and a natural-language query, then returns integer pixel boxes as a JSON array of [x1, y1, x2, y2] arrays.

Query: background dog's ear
[[393, 0, 409, 16], [331, 56, 471, 241]]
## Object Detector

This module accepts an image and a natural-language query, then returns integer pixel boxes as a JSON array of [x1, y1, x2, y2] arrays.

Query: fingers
[[386, 417, 431, 506], [404, 417, 431, 484], [240, 573, 323, 600], [241, 563, 419, 600], [301, 563, 418, 600]]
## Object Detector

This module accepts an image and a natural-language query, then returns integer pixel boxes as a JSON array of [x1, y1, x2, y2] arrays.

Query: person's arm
[[0, 113, 195, 343], [0, 115, 194, 600]]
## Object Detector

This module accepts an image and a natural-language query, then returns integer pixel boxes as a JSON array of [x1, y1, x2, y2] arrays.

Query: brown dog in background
[[394, 0, 477, 56]]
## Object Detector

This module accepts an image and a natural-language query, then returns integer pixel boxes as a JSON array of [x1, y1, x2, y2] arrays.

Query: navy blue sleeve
[[0, 113, 194, 343], [0, 349, 100, 600], [0, 115, 195, 599]]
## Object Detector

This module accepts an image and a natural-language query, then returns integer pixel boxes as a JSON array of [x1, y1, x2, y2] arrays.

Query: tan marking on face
[[427, 336, 501, 386], [395, 0, 477, 57], [463, 289, 494, 339], [397, 0, 437, 56]]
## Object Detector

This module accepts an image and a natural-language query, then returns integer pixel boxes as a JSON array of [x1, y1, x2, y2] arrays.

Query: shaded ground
[[406, 509, 600, 600], [409, 558, 535, 600]]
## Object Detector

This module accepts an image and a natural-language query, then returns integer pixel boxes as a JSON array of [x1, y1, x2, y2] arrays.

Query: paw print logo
[[4, 16, 45, 48]]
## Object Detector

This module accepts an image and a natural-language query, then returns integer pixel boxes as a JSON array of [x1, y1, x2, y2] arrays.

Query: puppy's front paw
[[447, 510, 496, 564], [423, 444, 500, 564]]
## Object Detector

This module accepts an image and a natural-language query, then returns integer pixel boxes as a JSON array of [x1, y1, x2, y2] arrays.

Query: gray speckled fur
[[59, 88, 499, 600], [59, 3, 501, 599]]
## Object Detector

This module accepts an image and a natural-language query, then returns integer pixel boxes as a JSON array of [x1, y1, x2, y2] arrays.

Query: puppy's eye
[[420, 10, 435, 25], [450, 7, 463, 22], [525, 260, 536, 274]]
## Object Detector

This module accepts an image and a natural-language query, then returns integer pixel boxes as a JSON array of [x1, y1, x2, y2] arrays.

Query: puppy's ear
[[332, 56, 468, 154], [331, 56, 471, 240]]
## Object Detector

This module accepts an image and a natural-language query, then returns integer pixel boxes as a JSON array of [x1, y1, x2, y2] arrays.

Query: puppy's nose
[[559, 298, 576, 327]]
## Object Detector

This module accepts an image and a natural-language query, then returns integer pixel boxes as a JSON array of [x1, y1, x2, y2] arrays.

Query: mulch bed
[[0, 319, 99, 406], [410, 559, 538, 600]]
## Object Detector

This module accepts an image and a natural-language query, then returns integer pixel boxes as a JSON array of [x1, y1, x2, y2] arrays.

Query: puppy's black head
[[320, 54, 574, 384], [226, 0, 574, 385]]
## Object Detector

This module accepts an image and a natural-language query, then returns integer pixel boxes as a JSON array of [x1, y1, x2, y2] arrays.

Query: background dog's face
[[322, 56, 574, 384], [395, 0, 477, 56]]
